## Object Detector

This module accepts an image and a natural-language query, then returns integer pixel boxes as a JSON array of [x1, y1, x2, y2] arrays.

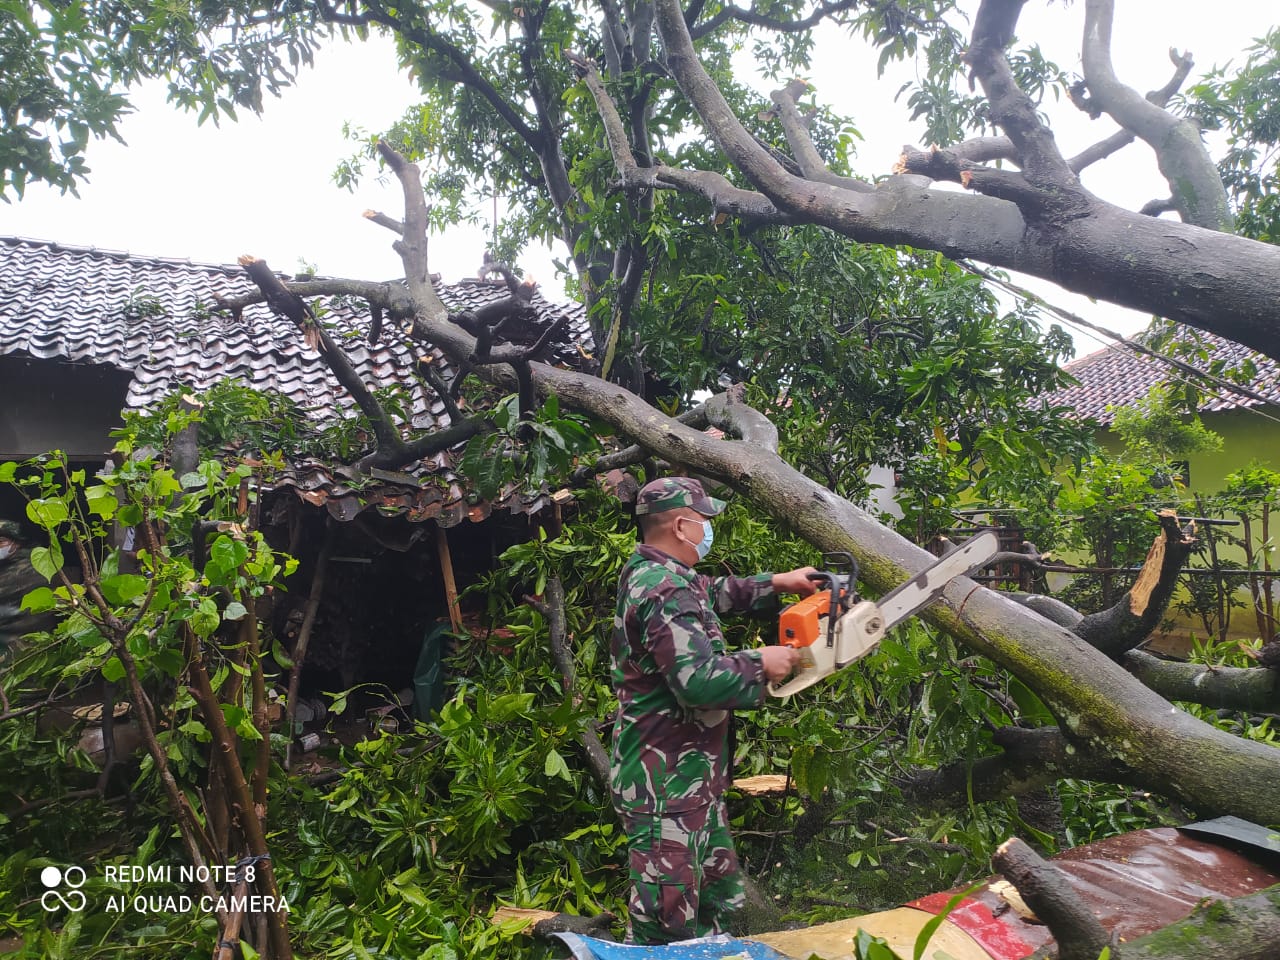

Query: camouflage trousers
[[622, 799, 746, 944]]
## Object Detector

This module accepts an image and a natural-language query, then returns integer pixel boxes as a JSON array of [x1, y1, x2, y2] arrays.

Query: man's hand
[[771, 566, 820, 597], [760, 645, 802, 682]]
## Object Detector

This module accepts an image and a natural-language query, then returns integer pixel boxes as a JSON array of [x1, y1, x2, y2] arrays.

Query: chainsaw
[[768, 530, 1000, 698]]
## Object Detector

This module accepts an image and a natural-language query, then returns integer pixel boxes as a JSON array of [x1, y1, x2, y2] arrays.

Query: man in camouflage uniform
[[610, 477, 816, 943]]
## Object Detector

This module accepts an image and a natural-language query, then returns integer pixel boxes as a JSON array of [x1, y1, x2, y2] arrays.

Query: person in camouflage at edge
[[610, 477, 817, 944]]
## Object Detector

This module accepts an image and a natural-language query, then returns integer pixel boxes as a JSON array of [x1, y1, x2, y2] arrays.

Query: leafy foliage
[[458, 392, 599, 500], [1182, 27, 1280, 243]]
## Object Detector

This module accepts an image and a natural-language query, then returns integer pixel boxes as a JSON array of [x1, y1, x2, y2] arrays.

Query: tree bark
[[1122, 650, 1280, 713], [1115, 884, 1280, 960]]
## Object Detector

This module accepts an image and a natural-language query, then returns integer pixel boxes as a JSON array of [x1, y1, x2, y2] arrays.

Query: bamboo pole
[[435, 524, 462, 633]]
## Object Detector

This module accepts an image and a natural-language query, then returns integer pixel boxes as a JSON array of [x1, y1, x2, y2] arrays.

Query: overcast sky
[[2, 2, 1274, 356]]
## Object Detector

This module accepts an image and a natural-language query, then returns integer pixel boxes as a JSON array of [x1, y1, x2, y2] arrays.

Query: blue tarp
[[548, 932, 791, 960]]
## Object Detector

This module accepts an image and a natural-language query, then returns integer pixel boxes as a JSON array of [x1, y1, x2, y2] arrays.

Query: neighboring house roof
[[0, 236, 593, 525], [1044, 332, 1280, 426]]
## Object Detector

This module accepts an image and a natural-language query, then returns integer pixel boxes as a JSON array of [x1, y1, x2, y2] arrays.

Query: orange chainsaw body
[[779, 590, 839, 649]]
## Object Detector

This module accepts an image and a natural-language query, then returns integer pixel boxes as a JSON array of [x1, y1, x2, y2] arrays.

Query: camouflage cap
[[634, 477, 725, 517]]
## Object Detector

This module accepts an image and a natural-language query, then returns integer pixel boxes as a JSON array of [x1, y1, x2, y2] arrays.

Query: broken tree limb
[[1122, 650, 1280, 713], [992, 837, 1112, 960], [897, 727, 1126, 810], [525, 577, 611, 787], [1073, 510, 1196, 657]]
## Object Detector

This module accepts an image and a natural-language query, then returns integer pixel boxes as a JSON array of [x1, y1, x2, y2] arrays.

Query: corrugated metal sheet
[[0, 236, 592, 523], [909, 825, 1280, 959]]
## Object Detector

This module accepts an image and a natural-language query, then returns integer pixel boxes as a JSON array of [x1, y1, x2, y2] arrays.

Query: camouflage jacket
[[609, 543, 777, 814]]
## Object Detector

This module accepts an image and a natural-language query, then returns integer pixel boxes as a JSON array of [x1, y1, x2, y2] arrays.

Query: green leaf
[[543, 747, 572, 781], [192, 597, 220, 638], [222, 601, 248, 621], [99, 573, 149, 605], [102, 656, 126, 683], [26, 497, 69, 527], [913, 883, 983, 960], [179, 719, 212, 743], [153, 648, 186, 678], [211, 536, 250, 572], [20, 586, 56, 613], [29, 544, 64, 581], [0, 461, 16, 482], [855, 928, 905, 960], [271, 636, 295, 669], [84, 485, 118, 518]]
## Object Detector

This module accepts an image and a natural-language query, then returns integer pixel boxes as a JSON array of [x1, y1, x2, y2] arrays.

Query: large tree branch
[[640, 0, 1280, 360], [1122, 650, 1280, 714], [1116, 884, 1280, 960], [1081, 0, 1231, 230], [963, 0, 1080, 195], [1067, 46, 1195, 174], [767, 79, 873, 193], [238, 256, 413, 462]]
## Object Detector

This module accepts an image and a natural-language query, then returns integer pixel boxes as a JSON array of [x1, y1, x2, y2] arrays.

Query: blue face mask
[[681, 517, 714, 560]]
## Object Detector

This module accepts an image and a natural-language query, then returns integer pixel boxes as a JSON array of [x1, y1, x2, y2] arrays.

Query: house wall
[[0, 355, 132, 460], [1094, 406, 1280, 491]]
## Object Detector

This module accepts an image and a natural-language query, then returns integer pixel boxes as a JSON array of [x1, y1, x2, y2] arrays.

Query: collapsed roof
[[0, 236, 594, 525]]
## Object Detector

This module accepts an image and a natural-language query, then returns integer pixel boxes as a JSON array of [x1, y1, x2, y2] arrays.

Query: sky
[[1, 2, 1275, 356]]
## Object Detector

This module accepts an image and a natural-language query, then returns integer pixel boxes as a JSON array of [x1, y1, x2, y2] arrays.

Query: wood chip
[[731, 774, 790, 796], [989, 879, 1042, 923]]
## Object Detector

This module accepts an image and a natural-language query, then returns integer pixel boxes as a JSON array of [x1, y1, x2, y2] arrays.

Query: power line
[[959, 262, 1280, 428]]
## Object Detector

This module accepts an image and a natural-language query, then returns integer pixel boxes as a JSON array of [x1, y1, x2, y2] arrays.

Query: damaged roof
[[1043, 331, 1280, 426], [0, 236, 593, 525]]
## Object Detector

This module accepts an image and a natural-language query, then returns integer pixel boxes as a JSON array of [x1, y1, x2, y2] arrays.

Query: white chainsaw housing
[[768, 600, 885, 699]]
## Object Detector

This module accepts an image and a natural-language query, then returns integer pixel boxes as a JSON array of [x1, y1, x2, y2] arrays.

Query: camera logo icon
[[40, 866, 87, 913]]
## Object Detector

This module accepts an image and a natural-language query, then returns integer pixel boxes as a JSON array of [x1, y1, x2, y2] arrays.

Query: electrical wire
[[959, 262, 1280, 429]]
